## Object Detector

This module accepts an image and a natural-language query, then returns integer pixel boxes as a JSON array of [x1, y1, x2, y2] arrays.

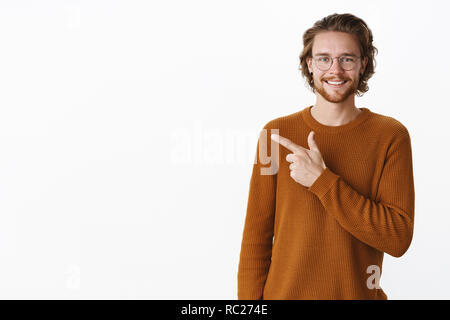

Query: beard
[[314, 77, 359, 103]]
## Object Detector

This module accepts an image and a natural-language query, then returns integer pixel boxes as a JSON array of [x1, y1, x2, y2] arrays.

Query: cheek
[[314, 73, 325, 82], [352, 72, 362, 82]]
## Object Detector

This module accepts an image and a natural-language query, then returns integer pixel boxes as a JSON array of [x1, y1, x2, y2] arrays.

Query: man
[[237, 13, 415, 300]]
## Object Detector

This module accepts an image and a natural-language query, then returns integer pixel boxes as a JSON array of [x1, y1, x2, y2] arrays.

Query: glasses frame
[[312, 55, 362, 71]]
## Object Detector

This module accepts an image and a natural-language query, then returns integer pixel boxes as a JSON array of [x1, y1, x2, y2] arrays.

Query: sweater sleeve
[[307, 131, 415, 258], [237, 126, 278, 300]]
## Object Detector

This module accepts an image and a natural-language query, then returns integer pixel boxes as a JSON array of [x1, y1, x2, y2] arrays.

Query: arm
[[307, 132, 415, 257], [237, 126, 278, 299]]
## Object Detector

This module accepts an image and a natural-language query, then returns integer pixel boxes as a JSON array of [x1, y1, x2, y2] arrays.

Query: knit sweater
[[237, 105, 415, 300]]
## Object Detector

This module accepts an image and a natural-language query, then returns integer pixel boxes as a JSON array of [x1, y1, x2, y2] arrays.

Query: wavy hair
[[299, 13, 378, 96]]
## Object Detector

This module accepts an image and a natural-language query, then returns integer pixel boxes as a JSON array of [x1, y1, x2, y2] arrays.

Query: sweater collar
[[301, 105, 371, 134]]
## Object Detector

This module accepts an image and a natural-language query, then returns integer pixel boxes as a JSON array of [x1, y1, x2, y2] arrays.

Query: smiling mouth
[[324, 80, 347, 87]]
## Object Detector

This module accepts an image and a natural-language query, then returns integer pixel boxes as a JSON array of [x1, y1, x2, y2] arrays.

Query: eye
[[318, 57, 330, 62], [342, 57, 355, 62]]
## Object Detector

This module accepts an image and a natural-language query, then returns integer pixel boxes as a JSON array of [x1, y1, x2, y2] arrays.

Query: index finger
[[271, 134, 304, 154]]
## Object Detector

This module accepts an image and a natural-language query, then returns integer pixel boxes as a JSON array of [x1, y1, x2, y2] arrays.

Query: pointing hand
[[271, 131, 327, 188]]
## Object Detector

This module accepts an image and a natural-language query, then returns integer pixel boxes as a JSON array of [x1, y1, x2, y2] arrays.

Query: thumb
[[308, 131, 321, 153]]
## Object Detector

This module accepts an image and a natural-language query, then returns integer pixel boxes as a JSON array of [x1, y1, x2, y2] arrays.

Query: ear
[[306, 56, 313, 73], [361, 56, 368, 75]]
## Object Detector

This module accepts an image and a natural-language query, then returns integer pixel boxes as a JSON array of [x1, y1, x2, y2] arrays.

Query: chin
[[315, 82, 357, 103]]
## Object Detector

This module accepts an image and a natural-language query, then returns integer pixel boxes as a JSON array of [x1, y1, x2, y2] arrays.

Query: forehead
[[312, 31, 361, 56]]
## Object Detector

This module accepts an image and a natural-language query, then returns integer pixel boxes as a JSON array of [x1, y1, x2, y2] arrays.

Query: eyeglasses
[[312, 55, 361, 71]]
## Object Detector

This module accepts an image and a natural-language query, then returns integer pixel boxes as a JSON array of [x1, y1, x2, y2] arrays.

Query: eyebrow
[[314, 52, 358, 57]]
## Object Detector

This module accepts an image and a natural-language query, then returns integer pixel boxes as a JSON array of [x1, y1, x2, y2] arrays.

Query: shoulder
[[366, 110, 411, 141]]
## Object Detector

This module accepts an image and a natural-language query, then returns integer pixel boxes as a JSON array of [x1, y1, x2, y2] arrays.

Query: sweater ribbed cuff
[[308, 167, 340, 199]]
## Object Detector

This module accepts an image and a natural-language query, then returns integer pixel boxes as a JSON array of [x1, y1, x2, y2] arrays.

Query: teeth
[[327, 80, 345, 85]]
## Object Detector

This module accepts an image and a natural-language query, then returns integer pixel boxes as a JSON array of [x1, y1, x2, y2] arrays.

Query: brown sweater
[[237, 105, 415, 300]]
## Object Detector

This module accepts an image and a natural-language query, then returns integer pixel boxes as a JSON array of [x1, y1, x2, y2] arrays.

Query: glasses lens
[[316, 57, 331, 70], [339, 57, 357, 70]]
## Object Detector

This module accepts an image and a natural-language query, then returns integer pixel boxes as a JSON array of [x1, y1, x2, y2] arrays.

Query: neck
[[311, 95, 361, 126]]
